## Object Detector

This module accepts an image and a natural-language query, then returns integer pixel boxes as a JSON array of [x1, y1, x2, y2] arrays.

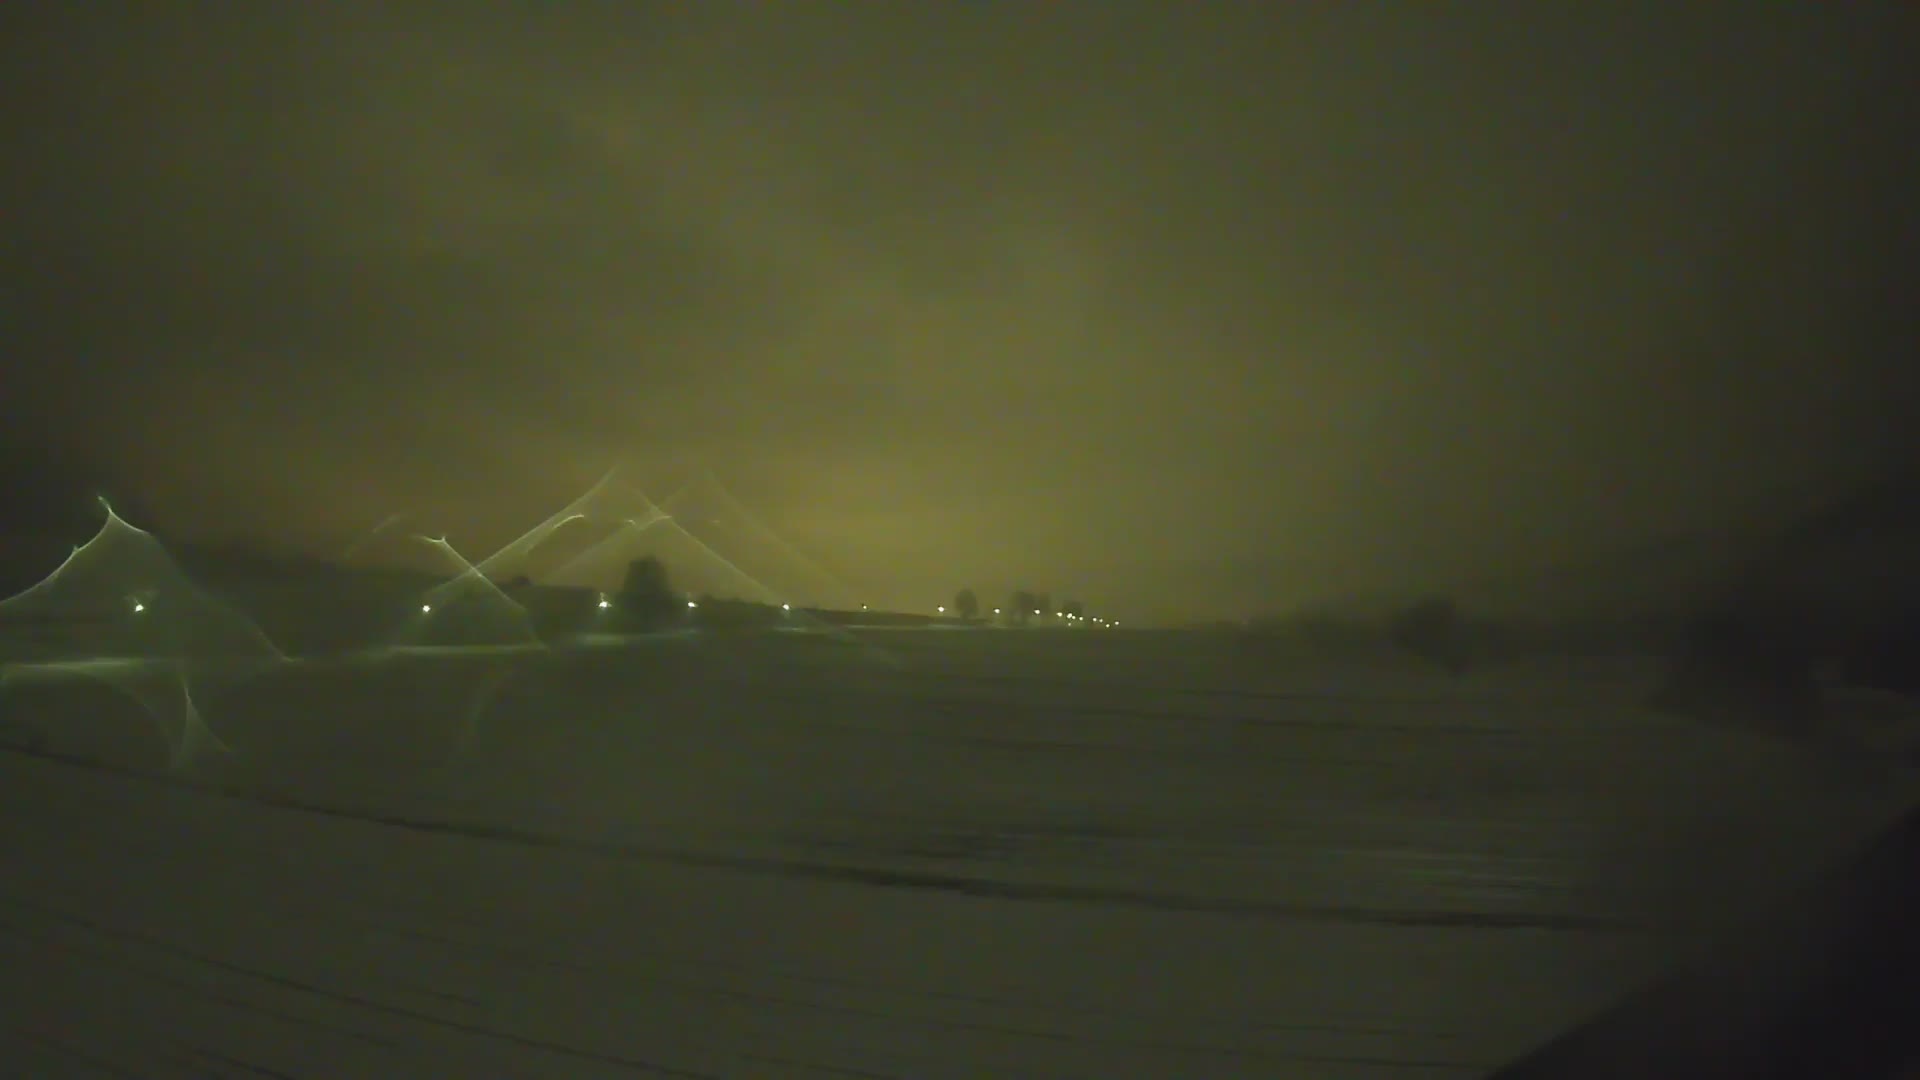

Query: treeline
[[1242, 597, 1695, 673], [601, 556, 808, 632], [955, 589, 1096, 626]]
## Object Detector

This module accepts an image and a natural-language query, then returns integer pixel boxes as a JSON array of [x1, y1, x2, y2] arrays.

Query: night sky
[[4, 4, 1915, 624]]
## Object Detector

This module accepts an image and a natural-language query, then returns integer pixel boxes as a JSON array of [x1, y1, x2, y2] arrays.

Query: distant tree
[[614, 555, 679, 630], [953, 587, 980, 622], [1652, 603, 1822, 738], [620, 555, 669, 600], [1647, 467, 1920, 746], [1008, 589, 1037, 627], [1389, 595, 1470, 674]]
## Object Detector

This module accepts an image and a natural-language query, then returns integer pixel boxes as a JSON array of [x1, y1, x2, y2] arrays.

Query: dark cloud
[[3, 4, 1914, 622]]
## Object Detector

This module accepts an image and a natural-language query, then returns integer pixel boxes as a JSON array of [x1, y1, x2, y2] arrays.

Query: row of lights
[[425, 596, 701, 614], [590, 596, 795, 613], [975, 605, 1115, 627], [139, 592, 1111, 627], [826, 602, 1120, 628], [124, 593, 799, 619], [433, 593, 1100, 625]]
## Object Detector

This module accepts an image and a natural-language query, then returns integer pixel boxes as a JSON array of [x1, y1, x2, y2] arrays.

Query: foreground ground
[[2, 630, 1917, 1077]]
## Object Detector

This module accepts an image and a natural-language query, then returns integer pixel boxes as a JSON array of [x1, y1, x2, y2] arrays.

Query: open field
[[4, 629, 1918, 1077]]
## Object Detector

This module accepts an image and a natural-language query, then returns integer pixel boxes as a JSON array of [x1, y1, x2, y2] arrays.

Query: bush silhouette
[[1389, 596, 1470, 674], [1650, 605, 1822, 738], [613, 556, 680, 631]]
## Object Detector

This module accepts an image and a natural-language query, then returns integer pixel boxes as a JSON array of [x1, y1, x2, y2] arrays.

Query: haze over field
[[3, 4, 1915, 624], [3, 5, 1919, 1076]]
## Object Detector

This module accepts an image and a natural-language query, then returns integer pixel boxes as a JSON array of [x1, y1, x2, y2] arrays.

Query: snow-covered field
[[3, 629, 1917, 1077]]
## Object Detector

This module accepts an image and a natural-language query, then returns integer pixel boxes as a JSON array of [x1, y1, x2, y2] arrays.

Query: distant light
[[937, 606, 945, 613], [687, 600, 697, 608], [131, 602, 145, 614], [421, 604, 432, 614], [862, 604, 869, 610], [1033, 609, 1041, 616], [993, 608, 1001, 614], [597, 599, 611, 609], [782, 603, 791, 611]]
